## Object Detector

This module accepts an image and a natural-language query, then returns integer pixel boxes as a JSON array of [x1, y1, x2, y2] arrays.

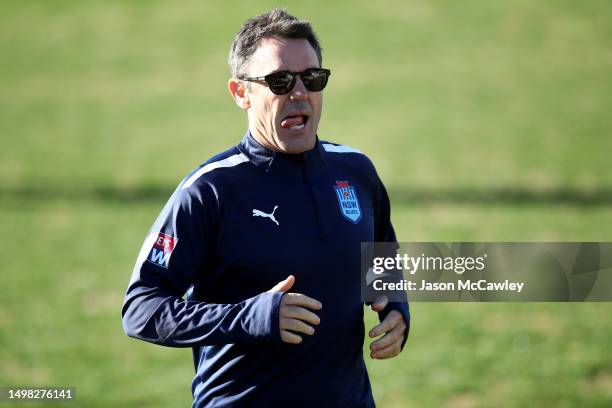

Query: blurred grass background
[[1, 0, 611, 407]]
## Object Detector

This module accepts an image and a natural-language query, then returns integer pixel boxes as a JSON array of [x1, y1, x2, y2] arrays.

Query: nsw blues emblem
[[334, 181, 362, 223]]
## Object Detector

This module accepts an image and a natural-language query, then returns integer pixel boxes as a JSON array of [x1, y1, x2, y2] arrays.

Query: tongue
[[280, 115, 304, 129]]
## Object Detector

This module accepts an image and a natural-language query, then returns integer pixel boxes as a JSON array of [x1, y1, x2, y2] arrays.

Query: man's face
[[242, 37, 323, 154]]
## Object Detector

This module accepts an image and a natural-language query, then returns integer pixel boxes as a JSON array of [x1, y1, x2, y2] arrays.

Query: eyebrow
[[266, 67, 321, 75]]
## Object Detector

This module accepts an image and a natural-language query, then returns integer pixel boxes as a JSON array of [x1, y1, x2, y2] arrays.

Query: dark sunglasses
[[239, 68, 331, 95]]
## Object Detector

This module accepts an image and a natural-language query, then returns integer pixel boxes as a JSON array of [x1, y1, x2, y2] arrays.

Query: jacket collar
[[237, 130, 327, 173]]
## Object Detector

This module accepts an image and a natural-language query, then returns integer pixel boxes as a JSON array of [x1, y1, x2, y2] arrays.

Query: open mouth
[[280, 114, 309, 131]]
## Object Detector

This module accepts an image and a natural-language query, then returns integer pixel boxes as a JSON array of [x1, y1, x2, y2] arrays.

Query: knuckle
[[286, 306, 299, 317], [294, 320, 305, 332], [288, 319, 300, 331], [294, 307, 308, 319]]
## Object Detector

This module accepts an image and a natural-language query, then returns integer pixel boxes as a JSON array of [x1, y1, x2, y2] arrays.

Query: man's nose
[[290, 76, 308, 100]]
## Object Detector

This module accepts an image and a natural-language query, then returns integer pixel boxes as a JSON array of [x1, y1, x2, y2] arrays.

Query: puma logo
[[252, 205, 279, 226]]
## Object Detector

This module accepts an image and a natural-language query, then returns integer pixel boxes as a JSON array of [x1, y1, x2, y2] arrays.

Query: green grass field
[[1, 1, 611, 406]]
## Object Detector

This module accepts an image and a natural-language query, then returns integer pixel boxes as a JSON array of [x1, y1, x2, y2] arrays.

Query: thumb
[[267, 275, 295, 293], [370, 295, 388, 312]]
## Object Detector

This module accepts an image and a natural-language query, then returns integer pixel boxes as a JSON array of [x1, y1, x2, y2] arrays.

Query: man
[[122, 8, 409, 407]]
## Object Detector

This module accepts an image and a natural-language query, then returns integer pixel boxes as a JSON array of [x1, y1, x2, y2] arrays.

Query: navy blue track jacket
[[122, 131, 410, 407]]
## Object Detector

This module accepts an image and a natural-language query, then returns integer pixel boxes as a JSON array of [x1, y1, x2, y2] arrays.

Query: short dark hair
[[229, 8, 323, 78]]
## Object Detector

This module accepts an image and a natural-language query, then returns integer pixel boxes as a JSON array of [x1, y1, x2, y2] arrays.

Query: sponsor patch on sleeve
[[146, 232, 179, 268]]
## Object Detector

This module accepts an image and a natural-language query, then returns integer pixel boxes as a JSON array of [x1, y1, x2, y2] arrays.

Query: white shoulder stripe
[[182, 152, 249, 189], [322, 143, 362, 154]]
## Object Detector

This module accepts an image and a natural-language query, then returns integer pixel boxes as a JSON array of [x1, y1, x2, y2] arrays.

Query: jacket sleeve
[[121, 180, 283, 347], [372, 170, 411, 350]]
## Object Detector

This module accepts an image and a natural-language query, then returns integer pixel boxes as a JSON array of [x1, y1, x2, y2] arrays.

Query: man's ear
[[228, 78, 250, 110]]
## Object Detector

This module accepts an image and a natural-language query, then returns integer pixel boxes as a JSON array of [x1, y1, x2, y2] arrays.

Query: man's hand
[[368, 295, 407, 359], [268, 275, 322, 344]]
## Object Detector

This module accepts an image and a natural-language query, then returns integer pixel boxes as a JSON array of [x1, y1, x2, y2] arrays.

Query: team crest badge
[[147, 232, 178, 268], [334, 181, 362, 223]]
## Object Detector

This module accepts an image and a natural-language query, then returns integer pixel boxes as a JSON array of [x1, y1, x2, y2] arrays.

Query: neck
[[249, 125, 279, 152]]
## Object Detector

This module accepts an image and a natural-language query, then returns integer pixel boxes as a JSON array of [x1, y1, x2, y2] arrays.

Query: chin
[[278, 134, 316, 154]]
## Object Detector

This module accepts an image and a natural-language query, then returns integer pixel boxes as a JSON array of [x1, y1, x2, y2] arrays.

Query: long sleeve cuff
[[242, 291, 284, 342]]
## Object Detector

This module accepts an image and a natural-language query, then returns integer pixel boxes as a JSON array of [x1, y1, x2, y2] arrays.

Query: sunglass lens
[[267, 72, 294, 95], [302, 69, 329, 92]]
